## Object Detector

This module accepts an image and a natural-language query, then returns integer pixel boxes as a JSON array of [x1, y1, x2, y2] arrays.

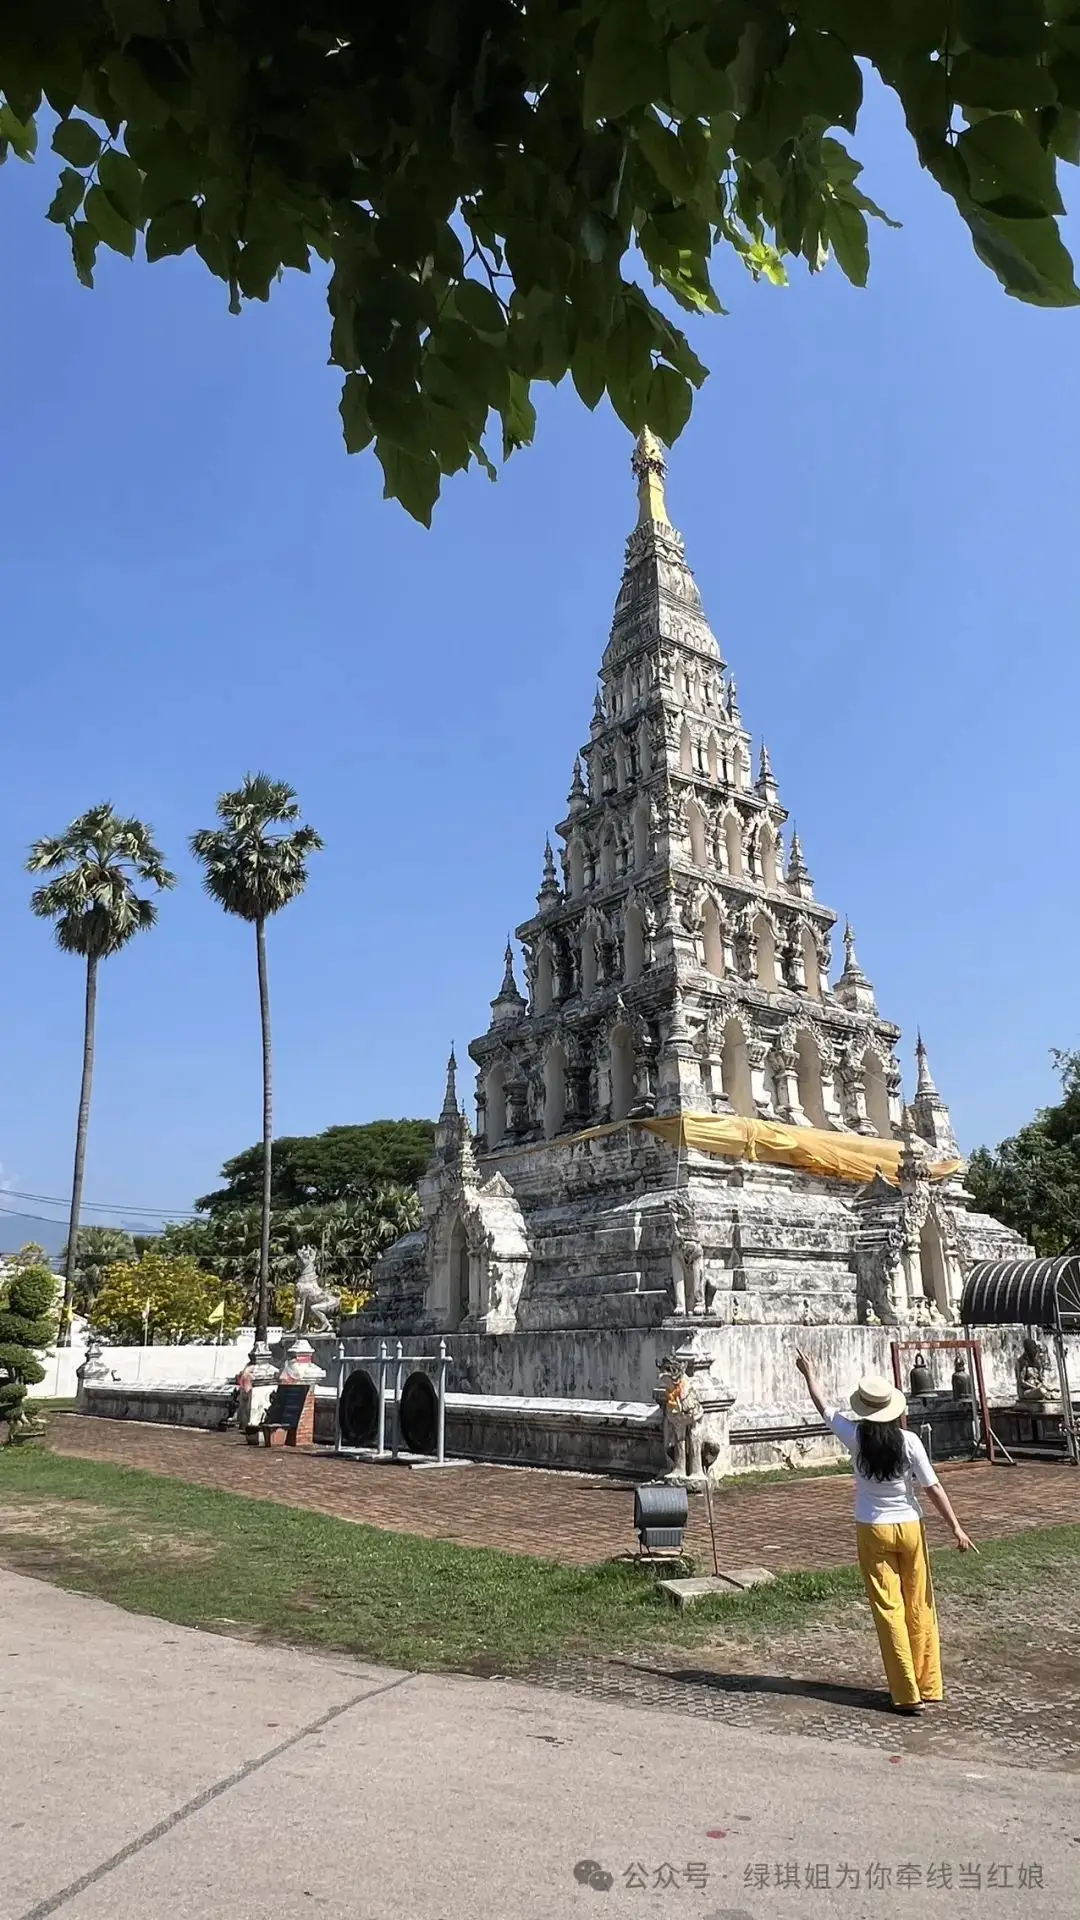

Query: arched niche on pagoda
[[721, 1018, 754, 1118], [485, 1062, 507, 1146], [795, 1030, 827, 1128], [543, 1041, 567, 1139], [862, 1047, 892, 1138], [754, 912, 778, 990], [702, 896, 725, 976]]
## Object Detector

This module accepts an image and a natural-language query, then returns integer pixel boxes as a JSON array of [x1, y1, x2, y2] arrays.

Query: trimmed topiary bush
[[0, 1264, 56, 1441]]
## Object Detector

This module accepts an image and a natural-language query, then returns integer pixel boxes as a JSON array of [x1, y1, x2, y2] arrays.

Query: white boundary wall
[[29, 1339, 258, 1400]]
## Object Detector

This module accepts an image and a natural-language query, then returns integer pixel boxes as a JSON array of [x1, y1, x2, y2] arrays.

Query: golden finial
[[631, 428, 670, 528]]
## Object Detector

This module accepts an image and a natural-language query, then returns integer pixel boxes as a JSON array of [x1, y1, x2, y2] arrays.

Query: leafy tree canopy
[[3, 3, 1078, 522], [967, 1049, 1080, 1256], [159, 1185, 421, 1312], [60, 1225, 137, 1316], [91, 1250, 243, 1344], [196, 1120, 435, 1216]]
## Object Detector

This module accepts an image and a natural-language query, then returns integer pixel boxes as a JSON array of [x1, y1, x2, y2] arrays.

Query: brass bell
[[951, 1354, 974, 1401], [909, 1352, 935, 1398]]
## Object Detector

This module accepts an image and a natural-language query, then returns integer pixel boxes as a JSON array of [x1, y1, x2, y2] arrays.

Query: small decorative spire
[[490, 939, 526, 1025], [568, 755, 587, 814], [592, 686, 605, 730], [756, 741, 778, 799], [787, 827, 813, 896], [833, 918, 876, 1014], [915, 1030, 938, 1096], [631, 427, 671, 528], [440, 1048, 458, 1121], [537, 837, 562, 911], [726, 675, 741, 722]]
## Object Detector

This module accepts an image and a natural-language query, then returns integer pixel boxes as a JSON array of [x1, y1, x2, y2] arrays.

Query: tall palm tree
[[190, 775, 322, 1363], [27, 804, 175, 1344]]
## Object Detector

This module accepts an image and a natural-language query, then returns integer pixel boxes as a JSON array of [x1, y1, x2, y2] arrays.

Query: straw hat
[[850, 1372, 907, 1423]]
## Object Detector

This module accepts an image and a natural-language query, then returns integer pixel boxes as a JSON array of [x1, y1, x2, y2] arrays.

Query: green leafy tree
[[0, 1263, 56, 1440], [196, 1120, 435, 1217], [60, 1225, 137, 1319], [160, 1186, 421, 1318], [91, 1251, 243, 1345], [967, 1049, 1080, 1256], [27, 804, 175, 1344], [2, 5, 1078, 521], [190, 776, 323, 1358]]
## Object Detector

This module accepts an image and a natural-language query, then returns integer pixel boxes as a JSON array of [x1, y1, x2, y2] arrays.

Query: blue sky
[[2, 82, 1078, 1240]]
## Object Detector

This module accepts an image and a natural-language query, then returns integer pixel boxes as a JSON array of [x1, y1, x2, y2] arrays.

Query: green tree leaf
[[375, 439, 441, 526], [645, 363, 692, 442], [571, 332, 607, 409], [85, 183, 136, 256], [967, 207, 1080, 305], [959, 114, 1065, 217], [667, 31, 733, 119], [584, 0, 661, 122], [0, 103, 37, 160], [453, 278, 507, 335], [71, 220, 99, 287], [144, 200, 200, 260], [52, 116, 102, 166], [780, 29, 863, 134], [956, 0, 1048, 60], [949, 51, 1057, 110], [339, 373, 374, 453], [99, 147, 144, 228], [823, 196, 869, 283], [46, 167, 86, 226]]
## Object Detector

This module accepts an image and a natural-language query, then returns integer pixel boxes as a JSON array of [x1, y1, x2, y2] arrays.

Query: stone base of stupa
[[328, 1125, 1036, 1479]]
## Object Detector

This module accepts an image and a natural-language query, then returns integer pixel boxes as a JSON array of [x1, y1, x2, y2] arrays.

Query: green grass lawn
[[4, 1444, 1080, 1673]]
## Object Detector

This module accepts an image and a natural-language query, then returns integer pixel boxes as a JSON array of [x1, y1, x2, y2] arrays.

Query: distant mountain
[[0, 1212, 66, 1259]]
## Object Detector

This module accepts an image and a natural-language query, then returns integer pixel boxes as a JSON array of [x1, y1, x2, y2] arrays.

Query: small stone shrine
[[351, 435, 1032, 1478]]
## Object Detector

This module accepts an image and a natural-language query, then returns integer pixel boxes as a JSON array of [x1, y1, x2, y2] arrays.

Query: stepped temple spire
[[365, 429, 1030, 1448], [469, 435, 900, 1144]]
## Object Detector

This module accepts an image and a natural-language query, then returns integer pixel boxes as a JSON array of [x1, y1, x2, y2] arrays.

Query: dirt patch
[[0, 1499, 110, 1539], [0, 1498, 215, 1567]]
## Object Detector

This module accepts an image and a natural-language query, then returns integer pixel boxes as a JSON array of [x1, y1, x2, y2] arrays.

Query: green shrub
[[0, 1264, 56, 1439]]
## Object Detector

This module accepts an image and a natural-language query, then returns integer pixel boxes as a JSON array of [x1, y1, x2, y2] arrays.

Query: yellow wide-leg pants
[[856, 1520, 943, 1707]]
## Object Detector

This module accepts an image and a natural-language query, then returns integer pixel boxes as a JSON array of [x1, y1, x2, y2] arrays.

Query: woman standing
[[795, 1350, 976, 1715]]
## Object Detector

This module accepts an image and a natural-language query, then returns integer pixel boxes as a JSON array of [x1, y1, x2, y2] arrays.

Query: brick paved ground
[[47, 1414, 1080, 1568]]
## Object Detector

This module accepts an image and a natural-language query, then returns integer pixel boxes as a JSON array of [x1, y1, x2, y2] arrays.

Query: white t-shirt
[[829, 1411, 939, 1525]]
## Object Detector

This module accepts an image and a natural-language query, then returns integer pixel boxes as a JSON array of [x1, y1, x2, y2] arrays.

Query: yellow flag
[[207, 1299, 225, 1326]]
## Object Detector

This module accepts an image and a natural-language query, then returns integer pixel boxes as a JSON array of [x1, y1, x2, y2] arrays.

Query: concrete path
[[2, 1570, 1075, 1920]]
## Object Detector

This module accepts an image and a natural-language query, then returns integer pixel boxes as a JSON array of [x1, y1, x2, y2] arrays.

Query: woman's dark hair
[[856, 1418, 906, 1481]]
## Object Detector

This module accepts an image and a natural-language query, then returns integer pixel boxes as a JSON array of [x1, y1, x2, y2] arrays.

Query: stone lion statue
[[657, 1351, 704, 1481], [292, 1245, 340, 1336]]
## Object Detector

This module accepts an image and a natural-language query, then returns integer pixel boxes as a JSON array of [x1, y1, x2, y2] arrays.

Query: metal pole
[[392, 1339, 404, 1459], [437, 1338, 447, 1465], [1052, 1307, 1079, 1464], [376, 1341, 387, 1455], [703, 1472, 720, 1577], [334, 1341, 345, 1456]]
